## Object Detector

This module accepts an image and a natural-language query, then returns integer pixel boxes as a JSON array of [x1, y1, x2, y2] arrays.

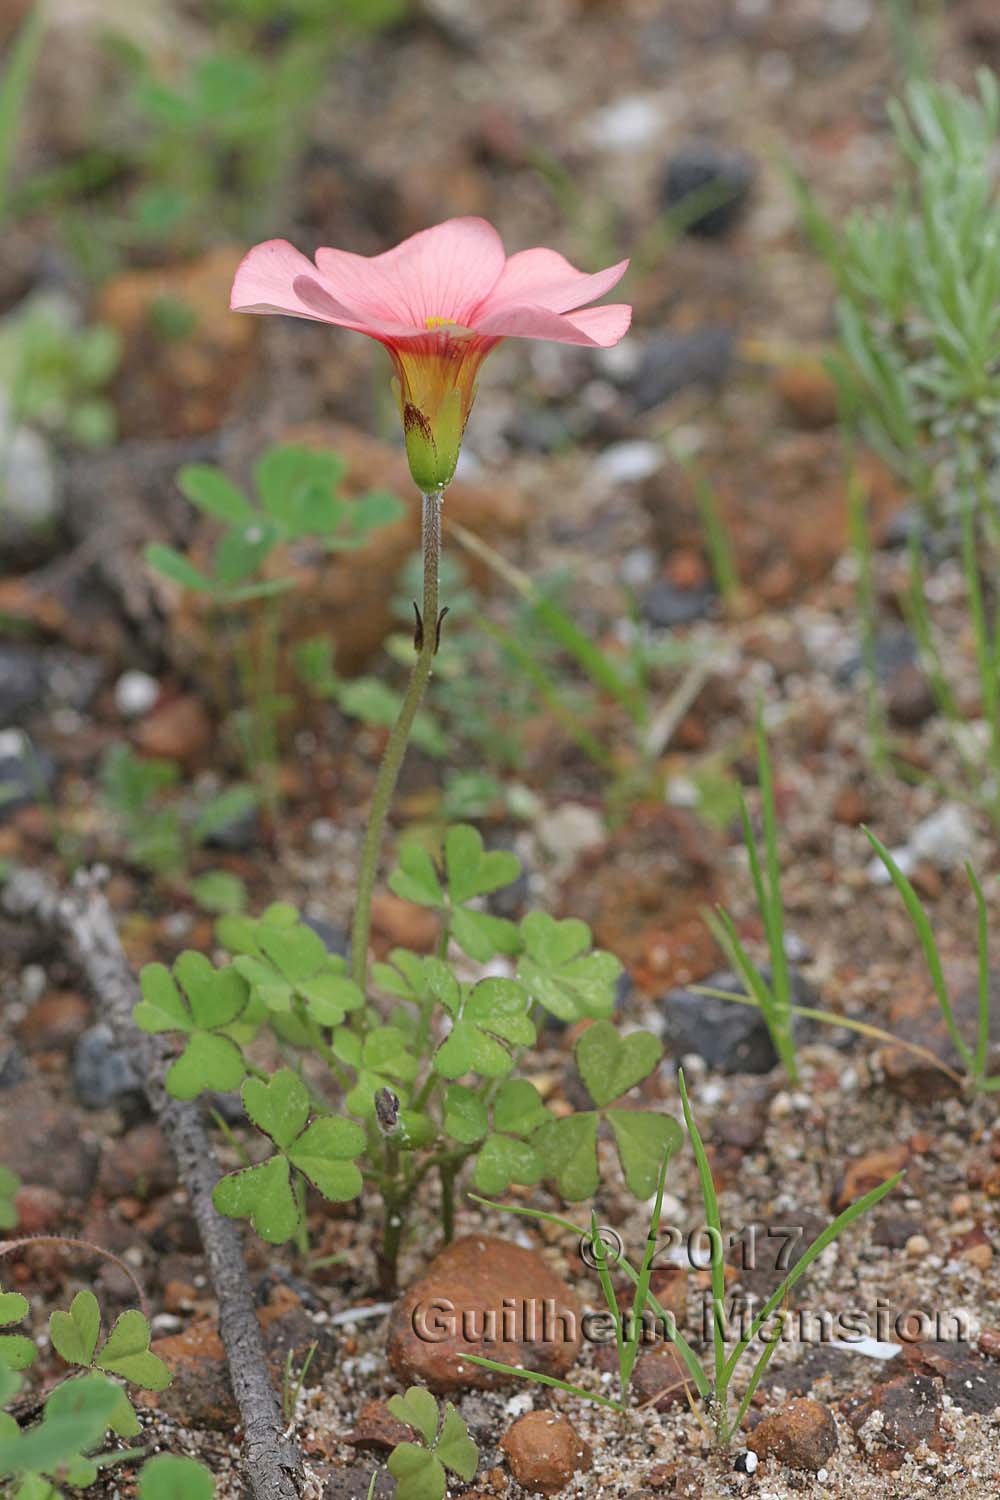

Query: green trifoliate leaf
[[387, 1443, 444, 1500], [535, 1113, 601, 1201], [242, 1069, 310, 1150], [444, 825, 520, 905], [433, 979, 534, 1080], [372, 948, 429, 999], [212, 1155, 299, 1244], [436, 1403, 478, 1480], [472, 1134, 544, 1196], [5, 1372, 124, 1476], [139, 1453, 215, 1500], [450, 907, 521, 963], [0, 1292, 28, 1330], [605, 1111, 683, 1199], [50, 1290, 100, 1367], [492, 1079, 551, 1136], [387, 1386, 439, 1446], [135, 954, 251, 1101], [517, 913, 621, 1021], [177, 464, 253, 524], [224, 907, 362, 1028], [0, 1167, 18, 1230], [389, 841, 444, 908], [165, 1031, 246, 1101], [442, 1084, 488, 1145], [96, 1310, 170, 1390], [575, 1021, 662, 1108], [286, 1117, 365, 1201]]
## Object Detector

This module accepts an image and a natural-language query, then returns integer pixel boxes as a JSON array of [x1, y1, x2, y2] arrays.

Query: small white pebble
[[115, 669, 159, 718]]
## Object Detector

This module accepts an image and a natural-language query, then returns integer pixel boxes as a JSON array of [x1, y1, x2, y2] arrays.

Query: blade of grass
[[692, 982, 966, 1087], [0, 4, 45, 223], [588, 1209, 625, 1384], [864, 826, 974, 1070], [620, 1139, 671, 1393], [720, 1173, 904, 1387], [967, 862, 990, 1083], [731, 1307, 786, 1436], [754, 706, 791, 1019], [677, 1070, 728, 1401], [463, 1356, 626, 1412], [704, 906, 798, 1082]]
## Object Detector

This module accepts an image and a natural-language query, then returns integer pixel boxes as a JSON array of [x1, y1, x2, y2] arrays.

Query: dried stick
[[2, 866, 305, 1500]]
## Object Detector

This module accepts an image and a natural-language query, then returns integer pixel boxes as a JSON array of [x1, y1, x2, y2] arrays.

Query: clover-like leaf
[[444, 826, 520, 905], [605, 1111, 683, 1198], [534, 1113, 601, 1201], [224, 906, 363, 1027], [518, 913, 621, 1021], [214, 1077, 365, 1244], [442, 1084, 488, 1145], [436, 1403, 478, 1480], [96, 1310, 170, 1390], [433, 979, 534, 1080], [576, 1021, 662, 1107], [472, 1134, 544, 1196], [492, 1079, 551, 1136], [387, 827, 522, 962], [389, 841, 444, 908], [387, 1386, 439, 1446], [0, 1290, 34, 1372], [213, 1155, 299, 1244], [242, 1068, 311, 1150], [0, 1167, 17, 1231], [139, 1453, 216, 1500], [135, 955, 249, 1101], [387, 1443, 444, 1500], [5, 1372, 125, 1478], [286, 1117, 366, 1201], [50, 1290, 100, 1368]]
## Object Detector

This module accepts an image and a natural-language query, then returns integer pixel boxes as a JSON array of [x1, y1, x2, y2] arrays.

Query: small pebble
[[115, 669, 160, 719]]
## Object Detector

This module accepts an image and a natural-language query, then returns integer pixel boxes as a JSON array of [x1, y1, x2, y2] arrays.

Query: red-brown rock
[[500, 1411, 592, 1494], [748, 1397, 838, 1472], [387, 1236, 581, 1393]]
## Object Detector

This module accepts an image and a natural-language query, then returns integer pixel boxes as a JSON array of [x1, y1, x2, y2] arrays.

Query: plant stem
[[350, 489, 444, 992]]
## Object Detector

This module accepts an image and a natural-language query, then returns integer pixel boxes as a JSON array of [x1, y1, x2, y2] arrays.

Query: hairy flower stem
[[350, 489, 443, 995]]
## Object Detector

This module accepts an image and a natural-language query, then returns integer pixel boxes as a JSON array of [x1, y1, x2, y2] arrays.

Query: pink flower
[[230, 216, 631, 491]]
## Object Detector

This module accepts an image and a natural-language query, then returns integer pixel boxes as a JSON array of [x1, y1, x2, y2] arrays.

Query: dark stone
[[302, 915, 350, 958], [506, 405, 577, 453], [324, 1468, 395, 1500], [871, 1214, 924, 1250], [659, 967, 817, 1074], [843, 1373, 947, 1472], [902, 1341, 1000, 1415], [0, 745, 57, 817], [629, 329, 735, 411], [0, 1044, 26, 1089], [73, 1024, 143, 1110], [0, 646, 47, 723], [641, 578, 715, 629], [886, 660, 936, 728], [835, 628, 916, 688], [202, 802, 260, 852], [661, 142, 754, 238]]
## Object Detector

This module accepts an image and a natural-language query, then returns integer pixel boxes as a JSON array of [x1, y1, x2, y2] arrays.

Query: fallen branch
[[2, 866, 306, 1500]]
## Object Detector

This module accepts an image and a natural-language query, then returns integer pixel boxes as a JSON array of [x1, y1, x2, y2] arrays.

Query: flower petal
[[317, 217, 506, 328], [474, 248, 629, 317], [230, 240, 340, 321], [474, 300, 632, 347]]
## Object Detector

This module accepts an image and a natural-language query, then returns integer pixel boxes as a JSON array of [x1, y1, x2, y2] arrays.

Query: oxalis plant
[[0, 1264, 213, 1499], [138, 217, 637, 1290]]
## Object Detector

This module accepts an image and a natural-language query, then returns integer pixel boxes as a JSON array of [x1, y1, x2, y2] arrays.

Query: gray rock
[[661, 141, 755, 238], [642, 577, 715, 628], [659, 967, 818, 1074], [73, 1024, 142, 1109], [0, 646, 47, 723], [303, 915, 350, 958], [0, 735, 56, 817], [629, 329, 735, 411], [0, 415, 64, 568]]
